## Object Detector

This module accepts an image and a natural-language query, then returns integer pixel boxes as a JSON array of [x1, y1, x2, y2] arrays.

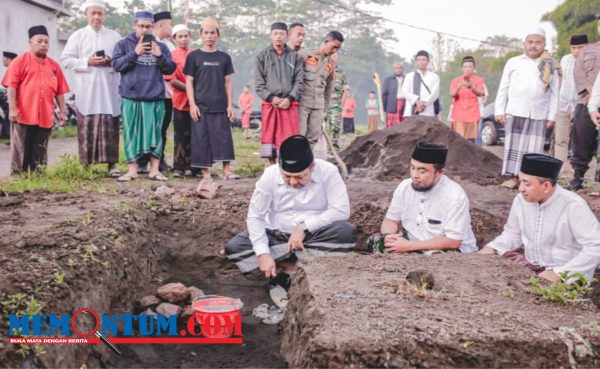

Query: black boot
[[566, 171, 584, 191]]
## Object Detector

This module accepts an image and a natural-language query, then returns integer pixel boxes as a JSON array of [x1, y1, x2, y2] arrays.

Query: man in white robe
[[494, 27, 559, 189], [61, 0, 121, 176], [368, 142, 477, 254], [480, 153, 600, 282], [402, 50, 440, 118]]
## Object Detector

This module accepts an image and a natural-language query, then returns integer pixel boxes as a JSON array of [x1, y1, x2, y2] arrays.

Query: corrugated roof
[[22, 0, 75, 17]]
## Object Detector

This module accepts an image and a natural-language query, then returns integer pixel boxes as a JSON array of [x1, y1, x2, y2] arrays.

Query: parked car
[[230, 109, 261, 131], [480, 102, 553, 149]]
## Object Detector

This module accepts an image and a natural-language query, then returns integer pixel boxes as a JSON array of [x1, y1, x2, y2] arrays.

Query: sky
[[376, 0, 561, 58], [103, 0, 562, 59]]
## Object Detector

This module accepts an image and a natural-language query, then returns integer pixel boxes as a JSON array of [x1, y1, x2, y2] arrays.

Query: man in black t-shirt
[[184, 17, 239, 189]]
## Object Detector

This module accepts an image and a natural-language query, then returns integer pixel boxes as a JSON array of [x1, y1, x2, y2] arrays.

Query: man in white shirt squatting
[[60, 0, 122, 177], [479, 153, 600, 283], [368, 142, 477, 254], [225, 135, 356, 289]]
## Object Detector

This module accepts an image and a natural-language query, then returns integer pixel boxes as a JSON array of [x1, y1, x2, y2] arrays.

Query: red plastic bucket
[[193, 295, 243, 338]]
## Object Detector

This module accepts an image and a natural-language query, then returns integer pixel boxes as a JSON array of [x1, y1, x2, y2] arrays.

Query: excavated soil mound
[[282, 253, 600, 368], [341, 117, 503, 185]]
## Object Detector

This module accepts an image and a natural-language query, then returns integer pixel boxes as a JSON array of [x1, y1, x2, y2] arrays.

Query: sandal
[[223, 172, 241, 180], [108, 168, 122, 178], [117, 173, 137, 182], [149, 173, 168, 181]]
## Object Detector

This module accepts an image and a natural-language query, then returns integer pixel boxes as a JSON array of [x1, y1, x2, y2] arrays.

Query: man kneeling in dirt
[[225, 135, 357, 289], [368, 142, 477, 254], [479, 153, 600, 282]]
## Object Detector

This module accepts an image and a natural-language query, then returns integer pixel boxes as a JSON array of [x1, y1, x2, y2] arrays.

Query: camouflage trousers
[[326, 106, 343, 149]]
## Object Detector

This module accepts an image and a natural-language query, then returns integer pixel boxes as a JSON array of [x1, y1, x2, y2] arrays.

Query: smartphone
[[464, 75, 471, 82], [95, 50, 105, 58], [142, 34, 154, 43], [142, 34, 153, 50]]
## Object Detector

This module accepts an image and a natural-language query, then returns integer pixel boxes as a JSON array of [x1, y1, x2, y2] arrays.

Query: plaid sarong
[[502, 115, 547, 176], [76, 113, 120, 165]]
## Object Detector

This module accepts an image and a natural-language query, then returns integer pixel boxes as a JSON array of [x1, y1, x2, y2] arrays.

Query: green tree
[[60, 0, 402, 125], [543, 0, 600, 57]]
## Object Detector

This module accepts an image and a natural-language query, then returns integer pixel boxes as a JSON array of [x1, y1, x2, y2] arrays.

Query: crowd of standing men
[[0, 0, 348, 189]]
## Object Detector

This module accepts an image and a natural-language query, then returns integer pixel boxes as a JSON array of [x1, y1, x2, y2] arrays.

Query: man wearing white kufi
[[61, 0, 122, 176], [494, 26, 559, 189]]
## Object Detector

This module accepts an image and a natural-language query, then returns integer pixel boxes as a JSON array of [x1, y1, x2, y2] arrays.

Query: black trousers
[[172, 109, 191, 171], [570, 103, 600, 180], [11, 123, 51, 174], [138, 98, 172, 167]]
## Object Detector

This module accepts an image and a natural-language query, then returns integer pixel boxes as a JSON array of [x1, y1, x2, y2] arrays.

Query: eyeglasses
[[136, 24, 153, 29]]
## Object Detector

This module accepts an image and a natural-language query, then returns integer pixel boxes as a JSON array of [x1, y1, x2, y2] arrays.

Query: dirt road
[[0, 137, 78, 178]]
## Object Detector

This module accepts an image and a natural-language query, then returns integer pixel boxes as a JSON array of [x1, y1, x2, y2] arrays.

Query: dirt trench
[[0, 182, 289, 369], [1, 178, 599, 368]]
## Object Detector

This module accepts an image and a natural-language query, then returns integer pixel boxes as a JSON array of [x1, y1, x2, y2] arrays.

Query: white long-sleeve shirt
[[60, 25, 121, 116], [559, 54, 577, 113], [487, 187, 600, 279], [402, 70, 440, 117], [385, 176, 477, 253], [247, 159, 350, 256], [588, 68, 600, 114], [494, 54, 559, 121]]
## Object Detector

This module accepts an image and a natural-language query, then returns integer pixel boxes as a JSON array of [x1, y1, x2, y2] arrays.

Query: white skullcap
[[82, 0, 106, 10], [172, 24, 191, 37], [525, 27, 546, 39]]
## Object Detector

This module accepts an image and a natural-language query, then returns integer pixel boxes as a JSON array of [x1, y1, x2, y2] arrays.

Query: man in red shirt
[[166, 24, 193, 178], [1, 25, 69, 174], [238, 85, 254, 139], [449, 56, 485, 143]]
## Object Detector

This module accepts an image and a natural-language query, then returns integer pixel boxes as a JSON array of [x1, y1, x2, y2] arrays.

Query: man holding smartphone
[[111, 10, 176, 182], [449, 56, 485, 143], [61, 0, 122, 177]]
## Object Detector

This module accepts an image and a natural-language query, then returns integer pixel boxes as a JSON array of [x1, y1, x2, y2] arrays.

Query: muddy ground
[[0, 165, 599, 368], [282, 253, 600, 368]]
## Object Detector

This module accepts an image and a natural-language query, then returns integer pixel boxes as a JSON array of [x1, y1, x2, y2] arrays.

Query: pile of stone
[[135, 282, 205, 320]]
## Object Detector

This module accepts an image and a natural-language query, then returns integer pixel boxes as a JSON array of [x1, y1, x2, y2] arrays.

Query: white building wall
[[0, 0, 73, 88]]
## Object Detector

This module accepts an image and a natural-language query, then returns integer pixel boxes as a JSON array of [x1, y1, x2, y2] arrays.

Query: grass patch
[[0, 155, 115, 193], [529, 272, 596, 305], [0, 126, 266, 193], [1, 293, 47, 358], [231, 129, 265, 177], [51, 126, 78, 139]]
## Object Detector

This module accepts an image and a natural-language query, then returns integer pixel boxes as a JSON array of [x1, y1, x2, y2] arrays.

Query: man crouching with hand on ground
[[225, 135, 356, 290], [479, 153, 600, 283]]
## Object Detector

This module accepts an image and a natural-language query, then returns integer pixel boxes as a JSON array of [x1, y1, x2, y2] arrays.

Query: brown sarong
[[76, 113, 120, 165], [10, 122, 51, 174]]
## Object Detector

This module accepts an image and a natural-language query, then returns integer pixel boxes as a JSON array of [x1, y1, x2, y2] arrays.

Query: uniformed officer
[[298, 31, 344, 146]]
